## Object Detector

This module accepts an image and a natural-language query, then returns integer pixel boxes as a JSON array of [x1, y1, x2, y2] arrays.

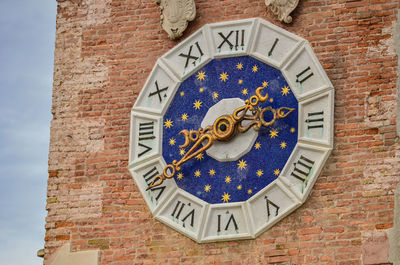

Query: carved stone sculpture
[[265, 0, 299, 23], [156, 0, 196, 40]]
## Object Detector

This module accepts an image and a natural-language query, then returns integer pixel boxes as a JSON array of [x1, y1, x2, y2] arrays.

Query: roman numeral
[[306, 111, 324, 129], [268, 38, 279, 57], [291, 155, 315, 183], [179, 41, 204, 68], [137, 121, 155, 157], [142, 166, 166, 201], [217, 30, 245, 51], [217, 212, 238, 233], [264, 196, 279, 220], [296, 66, 314, 85], [171, 201, 195, 228], [148, 81, 168, 103]]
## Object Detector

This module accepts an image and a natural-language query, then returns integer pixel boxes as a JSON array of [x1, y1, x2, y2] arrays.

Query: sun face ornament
[[129, 18, 334, 243]]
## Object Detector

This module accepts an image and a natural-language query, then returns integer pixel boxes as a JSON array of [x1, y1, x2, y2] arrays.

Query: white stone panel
[[207, 18, 257, 58], [250, 18, 304, 69], [133, 61, 180, 115], [201, 202, 252, 242], [156, 190, 207, 242], [129, 157, 177, 214], [282, 42, 333, 100], [162, 28, 212, 80]]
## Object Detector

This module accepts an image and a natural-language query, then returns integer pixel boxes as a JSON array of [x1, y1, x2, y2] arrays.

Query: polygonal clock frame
[[128, 18, 334, 243]]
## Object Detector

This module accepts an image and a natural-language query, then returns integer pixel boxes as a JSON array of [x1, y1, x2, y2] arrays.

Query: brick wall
[[45, 0, 400, 264]]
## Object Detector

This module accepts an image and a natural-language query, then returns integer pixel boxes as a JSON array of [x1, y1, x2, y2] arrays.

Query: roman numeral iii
[[306, 111, 324, 130]]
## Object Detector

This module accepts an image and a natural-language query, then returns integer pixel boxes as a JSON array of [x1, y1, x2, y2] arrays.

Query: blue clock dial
[[162, 56, 298, 204]]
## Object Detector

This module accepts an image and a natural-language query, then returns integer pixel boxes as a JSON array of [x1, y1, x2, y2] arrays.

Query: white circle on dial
[[200, 98, 258, 162]]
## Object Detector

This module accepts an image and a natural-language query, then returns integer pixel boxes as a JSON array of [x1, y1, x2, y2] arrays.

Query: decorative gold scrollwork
[[146, 86, 295, 190]]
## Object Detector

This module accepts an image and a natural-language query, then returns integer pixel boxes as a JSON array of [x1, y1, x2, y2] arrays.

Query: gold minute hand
[[146, 86, 294, 190]]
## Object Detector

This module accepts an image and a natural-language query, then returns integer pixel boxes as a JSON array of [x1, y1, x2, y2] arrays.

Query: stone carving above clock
[[265, 0, 300, 23], [156, 0, 196, 40]]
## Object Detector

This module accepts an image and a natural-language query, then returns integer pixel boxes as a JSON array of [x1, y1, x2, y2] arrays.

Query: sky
[[0, 0, 56, 264]]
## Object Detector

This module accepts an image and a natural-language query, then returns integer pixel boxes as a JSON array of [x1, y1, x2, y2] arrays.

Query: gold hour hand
[[146, 130, 214, 190], [146, 86, 294, 190]]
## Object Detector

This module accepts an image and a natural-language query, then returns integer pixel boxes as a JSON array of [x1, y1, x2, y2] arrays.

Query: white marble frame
[[129, 18, 334, 243]]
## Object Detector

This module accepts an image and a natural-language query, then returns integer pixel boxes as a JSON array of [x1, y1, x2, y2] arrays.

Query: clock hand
[[146, 86, 294, 190]]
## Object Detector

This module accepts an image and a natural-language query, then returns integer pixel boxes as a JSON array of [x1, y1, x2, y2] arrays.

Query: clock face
[[162, 56, 298, 204], [129, 18, 334, 243]]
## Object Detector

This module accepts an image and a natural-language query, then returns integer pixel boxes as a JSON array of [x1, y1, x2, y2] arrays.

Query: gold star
[[196, 153, 204, 160], [237, 185, 242, 190], [236, 62, 243, 70], [238, 79, 243, 85], [237, 159, 247, 170], [269, 98, 274, 103], [179, 149, 185, 156], [177, 172, 184, 180], [199, 87, 205, 93], [204, 184, 211, 192], [196, 71, 206, 81], [164, 119, 173, 128], [193, 100, 203, 110], [280, 142, 287, 149], [269, 129, 279, 138], [219, 72, 229, 82], [194, 170, 201, 177], [212, 92, 219, 99], [181, 113, 188, 121], [254, 142, 261, 150], [248, 189, 252, 194], [290, 127, 296, 133], [180, 91, 185, 96], [252, 65, 258, 72], [169, 138, 176, 146], [274, 169, 280, 176], [225, 176, 231, 183], [281, 86, 291, 96], [262, 81, 269, 87], [221, 192, 231, 203], [209, 169, 216, 176], [241, 88, 248, 95], [256, 170, 264, 177]]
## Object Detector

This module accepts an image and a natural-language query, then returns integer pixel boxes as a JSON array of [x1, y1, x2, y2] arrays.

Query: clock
[[129, 18, 334, 243]]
